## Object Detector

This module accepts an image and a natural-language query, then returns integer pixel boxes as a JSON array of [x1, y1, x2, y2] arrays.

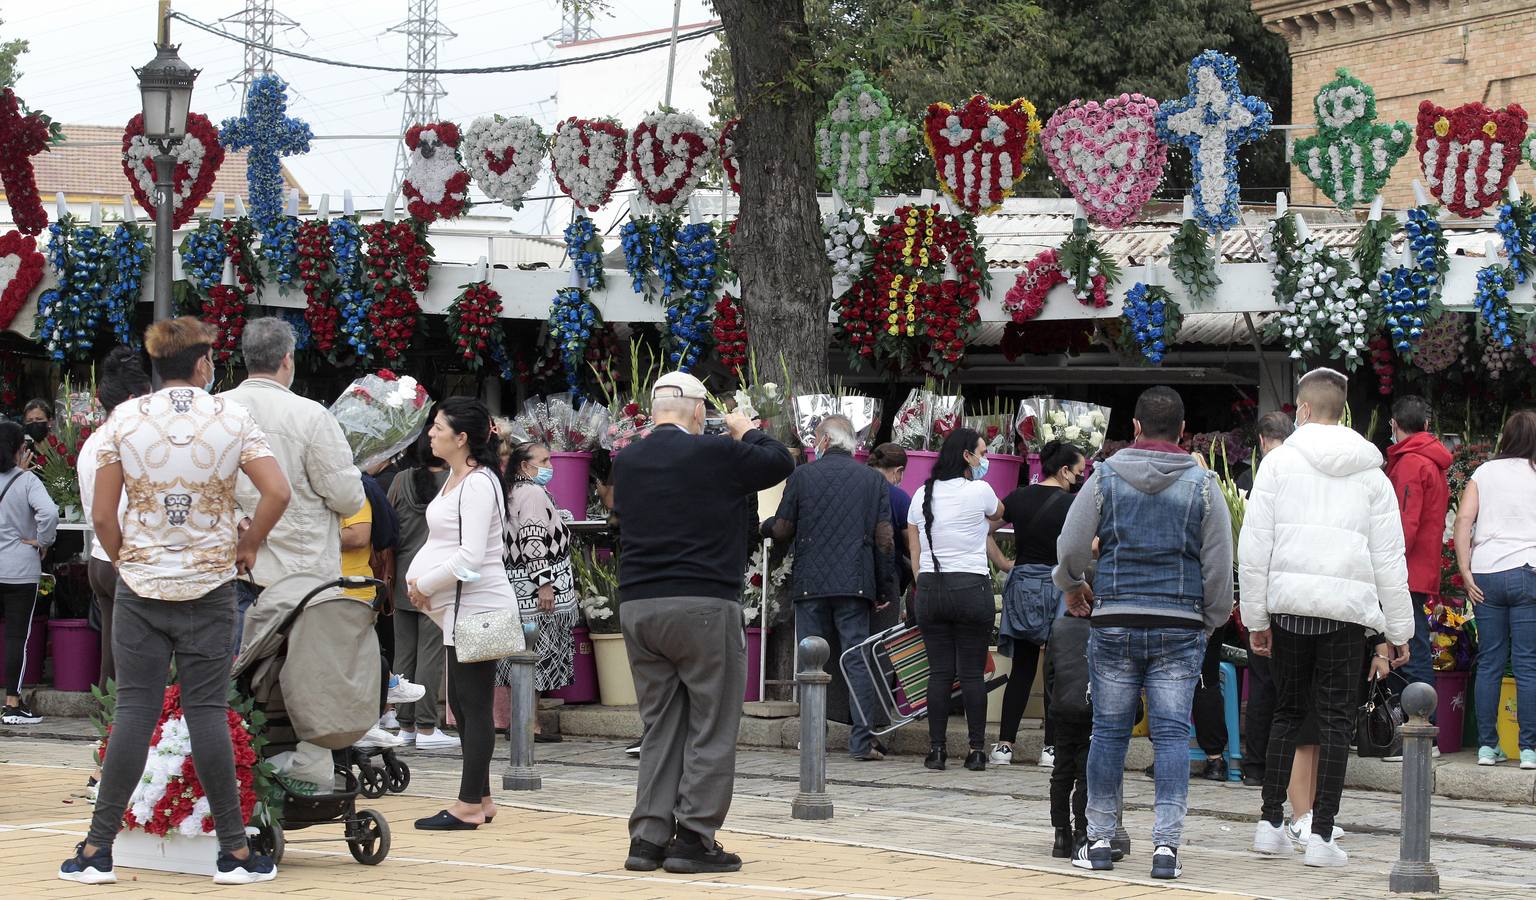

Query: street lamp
[[134, 38, 199, 321]]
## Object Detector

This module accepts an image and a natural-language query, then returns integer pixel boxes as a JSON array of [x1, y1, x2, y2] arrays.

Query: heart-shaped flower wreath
[[923, 94, 1040, 216], [1042, 93, 1167, 229], [551, 117, 628, 212], [464, 115, 548, 208], [121, 111, 226, 229], [628, 110, 715, 215]]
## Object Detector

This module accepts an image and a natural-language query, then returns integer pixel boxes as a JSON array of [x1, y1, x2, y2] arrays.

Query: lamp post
[[134, 5, 198, 322]]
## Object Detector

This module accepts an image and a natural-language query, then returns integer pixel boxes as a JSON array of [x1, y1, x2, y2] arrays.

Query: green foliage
[[1058, 217, 1121, 297], [1351, 216, 1396, 285], [1168, 219, 1220, 307], [0, 18, 27, 90]]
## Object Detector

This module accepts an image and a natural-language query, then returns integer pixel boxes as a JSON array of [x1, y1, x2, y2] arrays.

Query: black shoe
[[1052, 827, 1073, 859], [1150, 845, 1182, 880], [1242, 768, 1265, 788], [534, 732, 563, 743], [2, 703, 41, 725], [624, 837, 667, 872], [924, 747, 947, 770], [1201, 757, 1228, 782], [624, 740, 641, 757], [963, 749, 987, 771], [873, 738, 890, 756], [212, 848, 278, 885], [1111, 827, 1131, 861], [414, 809, 479, 830], [1071, 838, 1113, 871], [58, 841, 116, 884], [1142, 763, 1156, 780], [662, 831, 742, 874]]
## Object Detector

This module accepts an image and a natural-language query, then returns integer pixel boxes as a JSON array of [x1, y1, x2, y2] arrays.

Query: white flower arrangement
[[550, 117, 628, 211], [742, 545, 793, 624], [1272, 235, 1370, 365], [463, 115, 548, 207], [824, 210, 870, 298], [628, 110, 714, 215]]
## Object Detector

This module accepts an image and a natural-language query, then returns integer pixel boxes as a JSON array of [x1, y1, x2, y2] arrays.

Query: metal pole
[[152, 152, 176, 321], [661, 0, 683, 108], [1390, 682, 1439, 893], [759, 539, 770, 701], [792, 636, 833, 820], [502, 622, 542, 791]]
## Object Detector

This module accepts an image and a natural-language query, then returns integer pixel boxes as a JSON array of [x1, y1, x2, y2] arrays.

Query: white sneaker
[[1252, 820, 1294, 856], [989, 743, 1013, 766], [378, 710, 400, 730], [1382, 746, 1440, 762], [1303, 833, 1348, 867], [1038, 745, 1055, 768], [1287, 812, 1344, 849], [354, 725, 404, 749], [415, 729, 461, 750], [387, 676, 426, 704], [398, 729, 416, 746]]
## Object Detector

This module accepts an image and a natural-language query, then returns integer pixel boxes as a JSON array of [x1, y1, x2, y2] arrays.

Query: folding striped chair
[[841, 623, 1003, 737]]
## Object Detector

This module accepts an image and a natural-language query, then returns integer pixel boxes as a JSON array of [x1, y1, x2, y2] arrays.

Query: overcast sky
[[9, 0, 715, 229]]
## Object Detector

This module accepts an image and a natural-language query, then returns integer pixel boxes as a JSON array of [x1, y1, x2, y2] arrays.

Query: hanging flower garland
[[263, 213, 300, 289], [1002, 248, 1065, 323], [33, 216, 107, 362], [1413, 312, 1465, 374], [549, 286, 601, 393], [0, 88, 59, 236], [330, 217, 370, 363], [719, 118, 741, 194], [281, 308, 312, 350], [446, 280, 504, 370], [1042, 93, 1167, 229], [122, 112, 226, 229], [463, 115, 547, 208], [1156, 50, 1273, 232], [1119, 283, 1182, 364], [1368, 333, 1395, 395], [1480, 321, 1521, 379], [1293, 69, 1411, 210], [1472, 264, 1518, 349], [550, 116, 628, 211], [1271, 235, 1369, 366], [402, 122, 471, 223], [0, 230, 46, 332], [1496, 195, 1536, 283], [202, 282, 248, 364], [922, 94, 1040, 216], [563, 215, 605, 290], [824, 209, 870, 298], [1416, 100, 1528, 218], [103, 222, 148, 347], [296, 219, 338, 354], [620, 215, 680, 302], [1057, 217, 1120, 308], [665, 222, 718, 371], [712, 291, 748, 371], [1167, 217, 1221, 306], [628, 110, 714, 215], [361, 220, 427, 365], [179, 219, 227, 293], [1373, 204, 1448, 358], [816, 70, 913, 209]]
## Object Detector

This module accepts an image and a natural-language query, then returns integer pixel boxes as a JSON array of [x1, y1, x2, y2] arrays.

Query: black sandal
[[414, 810, 479, 831]]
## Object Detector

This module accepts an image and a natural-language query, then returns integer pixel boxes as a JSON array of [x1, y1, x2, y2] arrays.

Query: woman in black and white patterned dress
[[499, 441, 579, 705]]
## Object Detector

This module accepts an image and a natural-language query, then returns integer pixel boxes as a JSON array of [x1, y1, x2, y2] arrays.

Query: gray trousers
[[89, 581, 247, 854], [393, 607, 445, 730], [623, 595, 746, 845]]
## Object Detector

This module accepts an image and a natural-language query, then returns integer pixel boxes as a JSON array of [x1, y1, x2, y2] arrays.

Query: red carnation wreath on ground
[[122, 112, 226, 229], [402, 122, 471, 223], [0, 230, 46, 331]]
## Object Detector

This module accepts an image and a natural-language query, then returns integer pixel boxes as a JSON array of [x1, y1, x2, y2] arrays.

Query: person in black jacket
[[1046, 612, 1093, 859], [762, 414, 898, 761], [612, 371, 793, 877]]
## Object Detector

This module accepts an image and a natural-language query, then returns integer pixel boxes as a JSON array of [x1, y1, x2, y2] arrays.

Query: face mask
[[22, 421, 48, 444], [532, 465, 554, 486], [971, 456, 990, 480]]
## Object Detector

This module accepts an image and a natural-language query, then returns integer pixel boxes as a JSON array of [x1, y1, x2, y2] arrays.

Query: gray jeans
[[88, 581, 248, 854], [623, 595, 746, 845], [393, 608, 445, 731]]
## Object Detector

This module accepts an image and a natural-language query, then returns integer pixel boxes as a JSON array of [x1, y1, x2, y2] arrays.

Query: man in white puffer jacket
[[1239, 368, 1413, 869]]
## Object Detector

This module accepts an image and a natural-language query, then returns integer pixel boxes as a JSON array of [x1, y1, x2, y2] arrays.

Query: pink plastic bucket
[[548, 451, 592, 519], [1434, 670, 1467, 753], [48, 619, 100, 692], [981, 453, 1023, 498], [1026, 452, 1043, 484], [0, 616, 46, 687], [898, 450, 939, 497], [546, 626, 598, 704], [744, 626, 764, 702]]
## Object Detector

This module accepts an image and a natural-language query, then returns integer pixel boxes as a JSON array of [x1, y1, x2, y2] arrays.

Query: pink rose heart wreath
[[1042, 94, 1167, 229]]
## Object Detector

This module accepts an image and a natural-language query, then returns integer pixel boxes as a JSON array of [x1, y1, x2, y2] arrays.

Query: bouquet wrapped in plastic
[[791, 394, 839, 449], [840, 394, 881, 452], [510, 394, 609, 452], [329, 371, 431, 470], [966, 397, 1015, 455], [892, 386, 962, 451], [1016, 397, 1108, 455]]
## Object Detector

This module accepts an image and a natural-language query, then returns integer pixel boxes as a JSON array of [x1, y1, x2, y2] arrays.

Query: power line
[[168, 11, 723, 76], [217, 0, 302, 104]]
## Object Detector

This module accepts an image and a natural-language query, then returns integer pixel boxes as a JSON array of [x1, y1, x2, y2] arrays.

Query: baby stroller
[[233, 573, 396, 866]]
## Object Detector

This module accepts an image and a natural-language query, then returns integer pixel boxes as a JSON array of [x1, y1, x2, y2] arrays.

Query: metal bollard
[[1390, 682, 1439, 894], [792, 636, 833, 820], [501, 623, 542, 791]]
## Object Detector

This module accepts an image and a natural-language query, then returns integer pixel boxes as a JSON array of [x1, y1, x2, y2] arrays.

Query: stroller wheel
[[358, 764, 387, 799], [347, 809, 391, 865], [384, 757, 411, 794], [253, 820, 285, 865]]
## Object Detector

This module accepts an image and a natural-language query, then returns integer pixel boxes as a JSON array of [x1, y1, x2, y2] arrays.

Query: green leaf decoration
[[1351, 216, 1397, 285], [1292, 69, 1411, 210], [1168, 219, 1220, 307], [815, 70, 914, 209]]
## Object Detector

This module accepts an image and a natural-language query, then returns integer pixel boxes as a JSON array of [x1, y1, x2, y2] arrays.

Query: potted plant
[[572, 542, 632, 706]]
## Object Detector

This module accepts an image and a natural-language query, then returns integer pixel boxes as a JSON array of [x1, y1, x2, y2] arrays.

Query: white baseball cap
[[652, 371, 708, 402]]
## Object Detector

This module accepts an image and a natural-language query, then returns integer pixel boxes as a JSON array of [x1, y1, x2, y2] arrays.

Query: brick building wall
[[1253, 0, 1536, 210]]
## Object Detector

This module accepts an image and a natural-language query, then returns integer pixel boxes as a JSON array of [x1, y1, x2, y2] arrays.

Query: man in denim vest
[[1054, 386, 1233, 881]]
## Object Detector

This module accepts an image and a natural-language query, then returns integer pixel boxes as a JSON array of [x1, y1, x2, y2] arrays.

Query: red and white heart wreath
[[0, 229, 45, 331], [121, 112, 226, 229], [464, 115, 547, 208], [923, 95, 1040, 216], [551, 117, 628, 212], [628, 110, 714, 215]]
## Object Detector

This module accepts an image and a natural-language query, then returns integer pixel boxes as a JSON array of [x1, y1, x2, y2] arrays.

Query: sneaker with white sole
[[379, 709, 400, 730], [58, 842, 115, 884], [1038, 745, 1055, 768], [1252, 820, 1293, 856], [989, 743, 1013, 766], [1382, 746, 1440, 762], [1150, 845, 1181, 879], [1303, 833, 1348, 867], [386, 675, 426, 704], [1071, 838, 1113, 871], [354, 725, 404, 749], [624, 740, 641, 757], [398, 729, 416, 746], [3, 703, 42, 725], [1477, 745, 1509, 766], [1522, 749, 1536, 770], [212, 848, 278, 884], [1287, 812, 1344, 850], [415, 729, 461, 750]]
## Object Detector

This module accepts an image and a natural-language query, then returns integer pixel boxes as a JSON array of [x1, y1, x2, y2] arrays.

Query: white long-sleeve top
[[404, 466, 516, 646]]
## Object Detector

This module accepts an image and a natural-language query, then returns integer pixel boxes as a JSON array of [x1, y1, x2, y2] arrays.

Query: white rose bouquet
[[329, 371, 432, 470]]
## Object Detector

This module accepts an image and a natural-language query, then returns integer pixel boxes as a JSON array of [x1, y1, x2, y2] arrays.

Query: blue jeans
[[1086, 626, 1206, 847], [233, 580, 262, 652], [1474, 565, 1536, 750], [796, 596, 879, 756]]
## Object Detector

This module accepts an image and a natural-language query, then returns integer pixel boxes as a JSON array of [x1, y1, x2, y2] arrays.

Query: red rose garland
[[360, 219, 432, 365], [1368, 333, 1395, 395], [203, 284, 247, 363], [0, 88, 54, 236], [0, 230, 46, 331], [446, 280, 504, 368], [296, 219, 337, 353], [712, 291, 748, 370], [1004, 249, 1065, 324]]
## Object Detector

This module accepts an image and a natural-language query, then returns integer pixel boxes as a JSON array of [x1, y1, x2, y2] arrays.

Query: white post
[[122, 194, 138, 224], [221, 256, 236, 287], [1369, 195, 1384, 222], [760, 542, 770, 701], [1295, 214, 1311, 242], [383, 191, 397, 222], [1412, 180, 1430, 208], [233, 196, 248, 219], [285, 189, 300, 217], [476, 255, 489, 283], [662, 0, 683, 108], [1510, 179, 1523, 202], [343, 190, 355, 217], [89, 202, 102, 228], [55, 192, 67, 220], [212, 192, 226, 221], [1274, 192, 1288, 217], [317, 194, 330, 219]]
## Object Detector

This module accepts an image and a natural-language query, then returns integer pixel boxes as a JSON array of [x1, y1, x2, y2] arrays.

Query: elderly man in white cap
[[611, 370, 793, 876]]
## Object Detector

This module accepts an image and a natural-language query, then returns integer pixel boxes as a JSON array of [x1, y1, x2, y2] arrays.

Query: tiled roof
[[8, 124, 306, 206]]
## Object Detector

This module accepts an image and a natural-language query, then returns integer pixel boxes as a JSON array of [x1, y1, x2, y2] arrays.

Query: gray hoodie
[[0, 468, 59, 585], [1053, 447, 1234, 634]]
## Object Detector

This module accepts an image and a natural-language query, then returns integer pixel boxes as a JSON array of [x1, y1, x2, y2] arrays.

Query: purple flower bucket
[[548, 451, 592, 519], [1026, 452, 1043, 484], [745, 626, 764, 702], [546, 626, 598, 704], [898, 450, 939, 497], [47, 619, 100, 693], [0, 616, 46, 687], [1434, 670, 1467, 754], [981, 453, 1023, 497]]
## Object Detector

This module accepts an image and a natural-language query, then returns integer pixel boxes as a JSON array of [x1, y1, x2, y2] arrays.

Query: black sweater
[[613, 424, 793, 603]]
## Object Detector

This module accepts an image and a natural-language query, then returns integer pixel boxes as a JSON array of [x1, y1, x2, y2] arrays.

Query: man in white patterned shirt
[[59, 318, 292, 887]]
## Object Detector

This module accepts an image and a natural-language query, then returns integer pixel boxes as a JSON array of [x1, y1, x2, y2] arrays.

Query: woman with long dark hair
[[906, 427, 1004, 771], [405, 398, 519, 828], [1456, 409, 1536, 769], [0, 420, 58, 725]]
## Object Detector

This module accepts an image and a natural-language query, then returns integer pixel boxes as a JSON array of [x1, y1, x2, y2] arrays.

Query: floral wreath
[[620, 214, 679, 303], [1293, 69, 1410, 211], [712, 291, 747, 371], [816, 70, 912, 209], [0, 87, 59, 236], [549, 286, 601, 394], [1042, 93, 1167, 229], [464, 115, 548, 209], [550, 117, 628, 211], [1496, 195, 1536, 284], [123, 112, 226, 229], [446, 280, 504, 370], [719, 118, 741, 194], [1416, 100, 1528, 218], [203, 282, 248, 364], [104, 223, 148, 347], [1270, 233, 1369, 366], [1119, 283, 1182, 365], [0, 229, 46, 332], [361, 220, 430, 364], [824, 209, 870, 298], [262, 213, 299, 289], [922, 94, 1040, 216], [1375, 204, 1448, 357], [296, 219, 338, 354], [33, 216, 108, 362], [666, 222, 718, 371], [1472, 264, 1518, 350], [403, 122, 471, 223], [1156, 50, 1273, 232], [563, 215, 605, 291], [628, 110, 714, 215], [1057, 218, 1120, 308], [1413, 312, 1465, 375], [1167, 216, 1220, 307], [1003, 248, 1065, 323]]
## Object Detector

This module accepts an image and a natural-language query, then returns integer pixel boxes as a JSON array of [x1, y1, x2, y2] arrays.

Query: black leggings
[[1, 582, 39, 697], [446, 646, 496, 804], [997, 641, 1055, 747], [916, 572, 993, 750], [376, 612, 394, 713]]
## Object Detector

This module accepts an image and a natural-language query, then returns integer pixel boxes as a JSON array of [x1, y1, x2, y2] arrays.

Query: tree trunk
[[714, 0, 830, 396]]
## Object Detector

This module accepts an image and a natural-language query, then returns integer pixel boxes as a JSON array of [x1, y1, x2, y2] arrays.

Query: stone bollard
[[792, 636, 833, 820], [502, 622, 542, 791], [1390, 682, 1439, 894]]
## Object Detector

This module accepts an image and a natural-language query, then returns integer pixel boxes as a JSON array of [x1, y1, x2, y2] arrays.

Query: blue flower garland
[[563, 215, 605, 291], [104, 222, 148, 347], [281, 308, 312, 350], [620, 214, 680, 302], [219, 75, 312, 238], [664, 222, 717, 371], [33, 215, 107, 362], [263, 214, 300, 289], [487, 334, 515, 381], [1119, 283, 1182, 364], [1376, 204, 1449, 354], [329, 217, 372, 363], [1472, 264, 1518, 349], [620, 218, 649, 294], [549, 287, 601, 395], [1155, 50, 1273, 232], [180, 219, 228, 293], [1495, 197, 1535, 284]]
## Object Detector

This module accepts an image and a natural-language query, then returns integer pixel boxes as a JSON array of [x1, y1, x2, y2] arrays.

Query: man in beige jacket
[[221, 318, 364, 647]]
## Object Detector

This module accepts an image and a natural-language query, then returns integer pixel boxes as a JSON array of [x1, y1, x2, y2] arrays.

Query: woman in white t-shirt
[[907, 427, 1003, 772], [1455, 410, 1536, 769]]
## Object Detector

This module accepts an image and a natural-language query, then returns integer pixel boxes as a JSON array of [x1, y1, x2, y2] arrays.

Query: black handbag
[[1355, 679, 1404, 758]]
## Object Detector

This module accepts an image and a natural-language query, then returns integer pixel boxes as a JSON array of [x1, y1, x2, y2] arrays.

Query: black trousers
[[0, 582, 38, 696], [445, 646, 496, 804], [1243, 633, 1276, 779], [916, 572, 993, 750], [1192, 623, 1229, 757], [1050, 717, 1091, 833], [997, 641, 1055, 747], [1261, 623, 1365, 838], [376, 611, 394, 713]]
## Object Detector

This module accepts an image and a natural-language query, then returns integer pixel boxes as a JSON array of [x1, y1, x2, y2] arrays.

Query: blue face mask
[[971, 456, 989, 480], [532, 465, 555, 486]]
